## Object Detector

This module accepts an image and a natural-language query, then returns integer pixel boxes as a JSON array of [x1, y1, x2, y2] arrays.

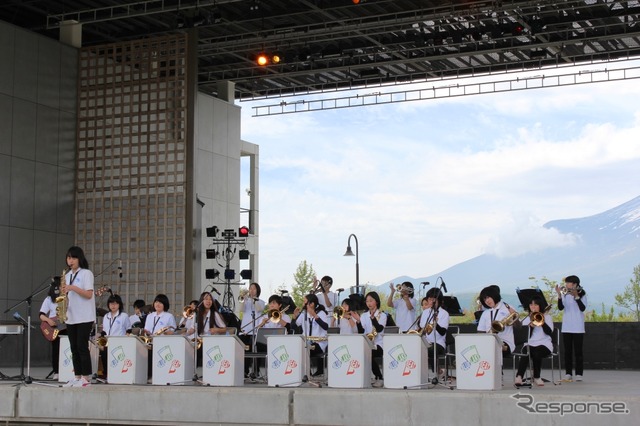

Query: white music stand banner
[[106, 336, 148, 385], [455, 333, 502, 390], [267, 335, 306, 387], [151, 335, 194, 385], [383, 334, 429, 389], [201, 335, 245, 386], [58, 336, 99, 382], [327, 335, 372, 388]]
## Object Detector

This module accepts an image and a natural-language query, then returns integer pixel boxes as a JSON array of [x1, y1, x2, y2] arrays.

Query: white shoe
[[575, 375, 583, 382], [62, 378, 79, 387], [372, 379, 383, 388], [71, 377, 91, 387], [52, 374, 59, 380], [514, 376, 523, 386], [563, 374, 572, 381], [534, 378, 544, 386]]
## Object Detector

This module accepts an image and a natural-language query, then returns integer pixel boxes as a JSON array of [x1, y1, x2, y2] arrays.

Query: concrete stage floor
[[0, 367, 638, 426]]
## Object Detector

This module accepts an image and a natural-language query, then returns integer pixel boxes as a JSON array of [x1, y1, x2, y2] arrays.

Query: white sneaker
[[514, 376, 523, 386], [563, 374, 572, 381], [372, 379, 383, 388], [62, 378, 79, 387], [575, 375, 583, 382], [534, 378, 544, 386], [52, 374, 59, 380], [71, 377, 91, 387]]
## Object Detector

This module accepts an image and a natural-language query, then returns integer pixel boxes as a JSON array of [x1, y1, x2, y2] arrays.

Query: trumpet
[[395, 284, 414, 295], [238, 288, 249, 302], [332, 306, 344, 320], [559, 284, 582, 296], [490, 311, 522, 333]]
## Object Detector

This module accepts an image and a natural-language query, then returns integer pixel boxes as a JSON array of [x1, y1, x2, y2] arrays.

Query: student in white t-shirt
[[387, 282, 417, 333], [144, 294, 177, 336], [477, 285, 519, 356], [330, 298, 360, 334], [556, 275, 587, 382], [100, 294, 131, 378], [61, 246, 97, 388], [419, 287, 450, 373], [515, 295, 553, 387]]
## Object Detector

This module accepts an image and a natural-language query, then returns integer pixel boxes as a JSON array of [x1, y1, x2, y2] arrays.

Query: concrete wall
[[0, 20, 77, 365]]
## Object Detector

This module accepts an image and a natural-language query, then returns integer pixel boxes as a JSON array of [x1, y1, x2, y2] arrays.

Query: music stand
[[442, 296, 464, 316]]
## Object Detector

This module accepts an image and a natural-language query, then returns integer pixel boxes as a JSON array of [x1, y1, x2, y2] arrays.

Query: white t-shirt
[[419, 307, 450, 349], [560, 294, 587, 333], [336, 317, 357, 334], [295, 310, 329, 352], [240, 298, 266, 335], [40, 297, 57, 319], [316, 291, 338, 309], [65, 268, 96, 325], [522, 314, 554, 352], [477, 301, 515, 352], [392, 297, 417, 332], [129, 314, 142, 327], [144, 311, 177, 335], [359, 310, 387, 348], [263, 313, 291, 329], [103, 311, 131, 336]]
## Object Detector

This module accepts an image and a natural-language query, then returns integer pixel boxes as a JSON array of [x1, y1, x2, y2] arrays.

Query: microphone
[[336, 288, 344, 293], [13, 312, 34, 329], [421, 281, 430, 288], [118, 260, 123, 279], [441, 279, 448, 294], [211, 287, 221, 295]]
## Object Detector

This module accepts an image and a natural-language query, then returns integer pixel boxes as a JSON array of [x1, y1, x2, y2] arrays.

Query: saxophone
[[55, 269, 68, 324]]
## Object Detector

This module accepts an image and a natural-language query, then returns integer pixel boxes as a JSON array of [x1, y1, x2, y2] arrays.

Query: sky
[[237, 61, 640, 297]]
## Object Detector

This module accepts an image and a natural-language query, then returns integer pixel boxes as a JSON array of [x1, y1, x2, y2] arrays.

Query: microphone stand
[[4, 279, 52, 385], [300, 305, 321, 388]]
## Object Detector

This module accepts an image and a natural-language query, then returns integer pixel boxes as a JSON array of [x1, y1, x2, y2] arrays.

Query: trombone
[[529, 305, 552, 327], [238, 288, 250, 302]]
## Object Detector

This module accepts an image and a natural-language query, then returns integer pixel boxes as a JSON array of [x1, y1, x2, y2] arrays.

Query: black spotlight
[[239, 249, 250, 260], [224, 269, 235, 280], [206, 226, 219, 237], [240, 269, 252, 280], [206, 249, 219, 259], [205, 269, 220, 279]]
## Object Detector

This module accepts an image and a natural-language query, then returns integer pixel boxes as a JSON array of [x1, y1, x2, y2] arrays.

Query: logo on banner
[[156, 345, 174, 367], [388, 344, 416, 376], [460, 345, 491, 377], [331, 345, 361, 375], [271, 345, 297, 375], [205, 345, 224, 368], [109, 345, 132, 372], [63, 347, 73, 367]]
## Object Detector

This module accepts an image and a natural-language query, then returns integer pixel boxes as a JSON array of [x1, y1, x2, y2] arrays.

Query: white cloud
[[484, 212, 579, 258], [239, 69, 640, 294]]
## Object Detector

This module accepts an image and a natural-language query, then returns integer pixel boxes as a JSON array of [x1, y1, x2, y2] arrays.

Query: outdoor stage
[[0, 367, 637, 426]]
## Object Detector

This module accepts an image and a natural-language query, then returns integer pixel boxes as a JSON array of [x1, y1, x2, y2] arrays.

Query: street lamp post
[[343, 233, 359, 293]]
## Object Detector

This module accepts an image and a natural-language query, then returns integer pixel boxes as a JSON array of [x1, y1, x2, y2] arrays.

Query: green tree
[[587, 303, 615, 322], [291, 260, 315, 308], [615, 264, 640, 321]]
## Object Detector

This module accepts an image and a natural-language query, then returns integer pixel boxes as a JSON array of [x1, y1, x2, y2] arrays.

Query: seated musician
[[330, 298, 359, 334], [356, 291, 387, 387], [292, 293, 328, 376], [100, 294, 130, 378], [476, 285, 518, 356], [515, 295, 553, 387], [185, 292, 226, 337], [128, 299, 146, 329], [143, 294, 176, 336], [419, 288, 450, 373]]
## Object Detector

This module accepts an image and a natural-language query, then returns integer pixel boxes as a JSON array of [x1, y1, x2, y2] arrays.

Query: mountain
[[375, 195, 640, 313]]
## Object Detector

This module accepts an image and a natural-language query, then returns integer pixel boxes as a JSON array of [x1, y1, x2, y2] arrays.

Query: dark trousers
[[51, 338, 60, 374], [310, 344, 324, 374], [372, 345, 383, 380], [428, 344, 445, 372], [516, 345, 551, 379], [66, 322, 94, 376], [563, 332, 584, 375]]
